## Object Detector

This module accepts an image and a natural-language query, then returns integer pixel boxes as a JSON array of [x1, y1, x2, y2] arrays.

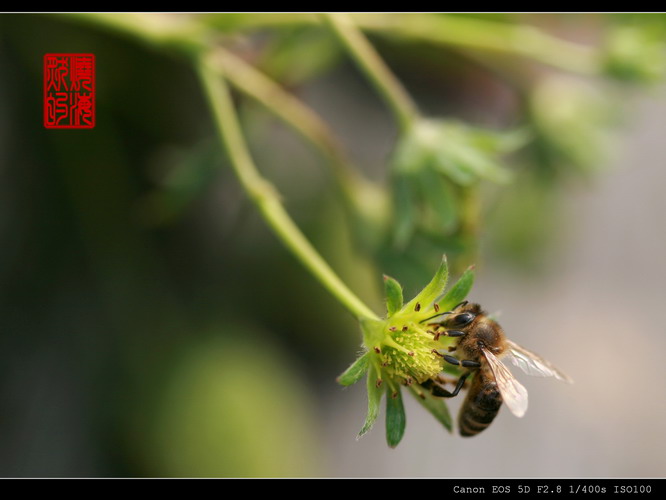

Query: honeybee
[[422, 301, 573, 437]]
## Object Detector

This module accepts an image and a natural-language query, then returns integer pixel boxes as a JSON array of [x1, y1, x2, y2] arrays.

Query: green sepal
[[432, 130, 512, 185], [403, 255, 449, 312], [358, 363, 384, 438], [408, 385, 453, 433], [383, 275, 404, 317], [437, 265, 475, 311], [359, 317, 386, 350], [337, 352, 370, 387], [385, 386, 406, 448]]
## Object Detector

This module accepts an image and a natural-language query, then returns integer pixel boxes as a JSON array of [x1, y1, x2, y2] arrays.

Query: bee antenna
[[419, 311, 453, 324]]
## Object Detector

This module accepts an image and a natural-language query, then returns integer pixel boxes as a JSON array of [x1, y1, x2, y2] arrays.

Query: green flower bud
[[389, 118, 525, 249]]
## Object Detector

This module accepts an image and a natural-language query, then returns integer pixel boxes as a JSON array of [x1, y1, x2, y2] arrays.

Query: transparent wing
[[481, 347, 528, 418], [506, 340, 574, 384]]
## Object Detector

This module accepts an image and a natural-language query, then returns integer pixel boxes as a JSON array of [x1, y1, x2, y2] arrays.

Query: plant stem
[[196, 50, 379, 321], [351, 13, 598, 76], [323, 13, 419, 133], [212, 48, 365, 207], [63, 13, 379, 321], [206, 13, 599, 76]]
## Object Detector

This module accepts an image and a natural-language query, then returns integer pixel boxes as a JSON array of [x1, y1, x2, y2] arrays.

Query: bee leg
[[432, 352, 482, 369], [424, 372, 471, 398], [421, 378, 451, 397], [442, 330, 465, 337], [449, 372, 471, 397], [442, 354, 462, 366], [443, 354, 459, 365], [436, 374, 467, 387]]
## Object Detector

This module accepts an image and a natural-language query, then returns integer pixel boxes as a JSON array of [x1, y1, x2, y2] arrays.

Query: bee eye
[[450, 312, 475, 327]]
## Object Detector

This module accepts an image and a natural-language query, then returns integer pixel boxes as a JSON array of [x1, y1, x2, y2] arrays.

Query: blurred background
[[0, 13, 665, 477]]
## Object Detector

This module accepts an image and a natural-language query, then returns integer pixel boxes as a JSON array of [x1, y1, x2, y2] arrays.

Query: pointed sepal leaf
[[437, 265, 475, 312], [385, 387, 406, 448], [403, 255, 449, 312], [358, 362, 384, 439], [337, 352, 370, 387], [383, 275, 403, 317], [408, 385, 453, 433]]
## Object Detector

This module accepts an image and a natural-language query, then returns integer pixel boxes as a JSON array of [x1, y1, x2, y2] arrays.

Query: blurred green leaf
[[385, 387, 406, 448], [416, 166, 458, 234], [393, 120, 515, 187], [383, 274, 404, 317], [530, 76, 616, 175], [259, 26, 343, 86], [437, 265, 475, 311], [391, 171, 418, 249], [389, 119, 521, 251], [358, 363, 384, 438], [337, 351, 370, 386], [602, 25, 666, 82], [467, 126, 531, 155]]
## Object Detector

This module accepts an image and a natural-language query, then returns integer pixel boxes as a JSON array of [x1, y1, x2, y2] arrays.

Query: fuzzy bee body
[[458, 369, 502, 437], [423, 301, 572, 437]]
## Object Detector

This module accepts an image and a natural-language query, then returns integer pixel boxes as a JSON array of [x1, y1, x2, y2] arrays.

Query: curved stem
[[205, 13, 599, 76], [211, 48, 365, 205], [196, 50, 379, 321], [323, 13, 419, 133], [352, 14, 598, 76]]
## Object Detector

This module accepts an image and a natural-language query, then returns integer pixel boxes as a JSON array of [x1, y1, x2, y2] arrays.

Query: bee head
[[446, 302, 483, 328]]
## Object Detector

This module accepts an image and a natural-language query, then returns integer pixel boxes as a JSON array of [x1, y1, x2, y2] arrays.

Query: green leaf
[[468, 126, 530, 155], [437, 265, 475, 312], [358, 363, 384, 438], [391, 126, 427, 175], [403, 255, 449, 312], [408, 385, 453, 433], [602, 25, 666, 82], [438, 137, 512, 185], [392, 173, 417, 249], [416, 167, 458, 233], [432, 141, 479, 186], [385, 387, 406, 448], [337, 352, 370, 386], [259, 27, 342, 87], [383, 275, 403, 317]]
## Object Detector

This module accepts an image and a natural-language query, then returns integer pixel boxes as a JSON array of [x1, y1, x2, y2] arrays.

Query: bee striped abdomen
[[459, 375, 502, 437]]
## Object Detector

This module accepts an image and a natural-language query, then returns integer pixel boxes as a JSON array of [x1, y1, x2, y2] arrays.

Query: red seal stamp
[[44, 53, 95, 129]]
